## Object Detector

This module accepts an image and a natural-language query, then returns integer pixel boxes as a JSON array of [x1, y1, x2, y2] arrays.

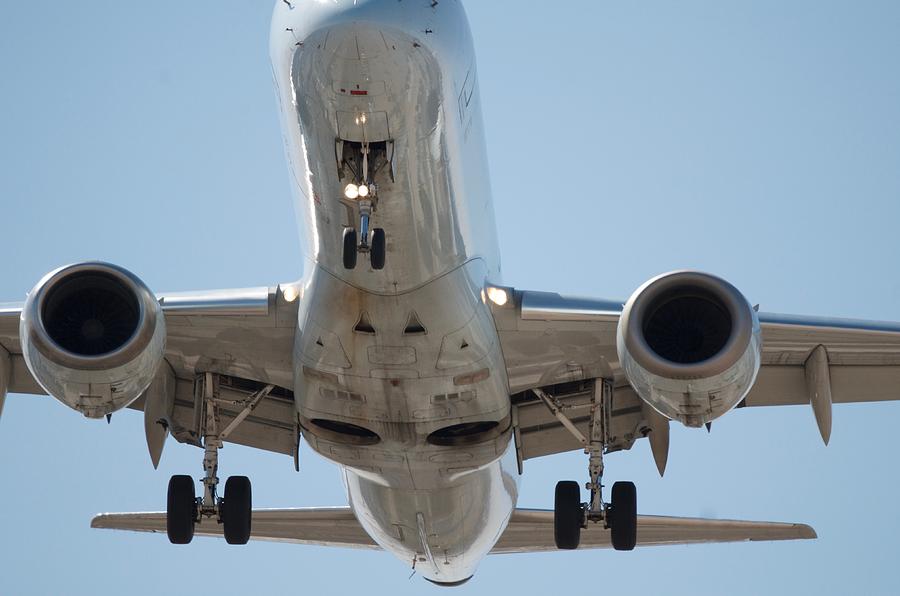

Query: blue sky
[[1, 1, 900, 594]]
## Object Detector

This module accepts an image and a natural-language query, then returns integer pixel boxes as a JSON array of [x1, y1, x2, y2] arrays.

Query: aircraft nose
[[325, 22, 391, 61], [272, 0, 469, 49]]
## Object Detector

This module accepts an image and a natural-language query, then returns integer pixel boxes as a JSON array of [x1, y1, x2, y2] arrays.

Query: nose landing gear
[[339, 139, 388, 271], [342, 199, 386, 271], [536, 379, 639, 551]]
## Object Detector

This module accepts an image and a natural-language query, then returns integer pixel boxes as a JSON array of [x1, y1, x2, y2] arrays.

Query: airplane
[[1, 0, 899, 588]]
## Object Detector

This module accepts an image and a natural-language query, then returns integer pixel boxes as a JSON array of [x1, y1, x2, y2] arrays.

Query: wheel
[[554, 480, 582, 550], [609, 481, 637, 551], [370, 228, 386, 270], [166, 475, 196, 545], [342, 228, 357, 269], [222, 476, 252, 545]]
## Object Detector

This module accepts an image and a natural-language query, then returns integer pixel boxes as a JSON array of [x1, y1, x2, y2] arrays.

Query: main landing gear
[[535, 379, 638, 552], [166, 373, 273, 545]]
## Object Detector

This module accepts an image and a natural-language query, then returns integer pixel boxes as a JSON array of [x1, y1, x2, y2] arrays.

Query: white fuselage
[[270, 0, 516, 583]]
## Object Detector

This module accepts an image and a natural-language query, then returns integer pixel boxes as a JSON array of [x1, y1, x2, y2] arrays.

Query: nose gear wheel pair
[[343, 226, 386, 270]]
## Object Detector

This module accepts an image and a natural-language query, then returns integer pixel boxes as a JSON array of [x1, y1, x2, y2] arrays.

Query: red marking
[[350, 90, 368, 96]]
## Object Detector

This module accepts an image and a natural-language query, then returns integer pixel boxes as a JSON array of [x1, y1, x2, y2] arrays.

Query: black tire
[[609, 481, 637, 551], [370, 228, 386, 270], [554, 480, 582, 550], [166, 475, 196, 545], [222, 476, 252, 545], [342, 228, 357, 270]]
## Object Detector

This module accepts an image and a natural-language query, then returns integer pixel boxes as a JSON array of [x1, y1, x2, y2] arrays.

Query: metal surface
[[616, 271, 762, 427], [533, 387, 588, 446], [200, 372, 221, 513], [0, 345, 9, 420], [804, 345, 833, 445], [521, 291, 623, 322], [492, 510, 816, 553], [272, 0, 499, 295], [586, 379, 613, 521], [91, 506, 816, 553], [19, 262, 166, 418], [158, 287, 270, 316], [2, 0, 900, 585], [143, 362, 176, 469], [219, 384, 274, 442]]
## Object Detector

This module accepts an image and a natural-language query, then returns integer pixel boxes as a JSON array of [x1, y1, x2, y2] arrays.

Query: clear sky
[[1, 1, 899, 594]]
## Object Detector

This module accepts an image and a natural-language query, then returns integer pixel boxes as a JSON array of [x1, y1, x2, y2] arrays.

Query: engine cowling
[[20, 262, 165, 418], [616, 271, 761, 428]]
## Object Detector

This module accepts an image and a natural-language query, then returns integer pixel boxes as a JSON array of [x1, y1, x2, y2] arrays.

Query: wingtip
[[797, 523, 818, 540]]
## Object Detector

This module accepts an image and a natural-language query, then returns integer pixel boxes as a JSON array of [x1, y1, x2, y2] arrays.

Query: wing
[[494, 510, 815, 553], [493, 289, 900, 461], [91, 507, 379, 549], [746, 312, 900, 407], [0, 286, 300, 458], [90, 507, 814, 552]]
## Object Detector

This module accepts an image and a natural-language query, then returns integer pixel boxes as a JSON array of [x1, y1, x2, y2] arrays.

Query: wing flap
[[493, 509, 816, 554], [745, 364, 900, 407]]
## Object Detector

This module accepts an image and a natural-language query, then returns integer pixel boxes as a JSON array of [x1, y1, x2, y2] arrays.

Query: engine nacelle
[[616, 271, 761, 428], [20, 262, 165, 418]]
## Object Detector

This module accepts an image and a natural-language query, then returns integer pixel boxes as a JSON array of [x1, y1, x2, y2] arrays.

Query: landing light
[[486, 287, 509, 306], [358, 184, 370, 198], [344, 184, 359, 199]]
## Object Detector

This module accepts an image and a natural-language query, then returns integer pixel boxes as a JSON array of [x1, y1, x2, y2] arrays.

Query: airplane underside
[[6, 0, 900, 588]]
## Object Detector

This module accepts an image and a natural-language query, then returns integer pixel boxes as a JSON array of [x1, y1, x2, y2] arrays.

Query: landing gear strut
[[340, 140, 387, 271], [536, 379, 638, 551], [165, 373, 273, 545]]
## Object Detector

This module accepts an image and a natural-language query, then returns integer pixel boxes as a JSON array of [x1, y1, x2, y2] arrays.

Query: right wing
[[92, 507, 379, 549], [0, 285, 301, 459], [91, 507, 815, 552]]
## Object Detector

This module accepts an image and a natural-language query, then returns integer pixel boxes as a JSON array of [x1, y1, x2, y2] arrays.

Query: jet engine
[[20, 262, 165, 418], [616, 271, 761, 428]]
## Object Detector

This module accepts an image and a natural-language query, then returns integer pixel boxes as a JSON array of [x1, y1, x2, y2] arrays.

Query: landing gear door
[[337, 110, 390, 143]]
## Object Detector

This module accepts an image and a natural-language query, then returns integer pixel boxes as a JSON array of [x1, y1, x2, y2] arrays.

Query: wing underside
[[492, 289, 900, 462], [0, 286, 301, 458]]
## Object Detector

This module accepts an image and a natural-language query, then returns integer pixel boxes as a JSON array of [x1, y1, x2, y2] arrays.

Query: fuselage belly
[[271, 0, 515, 582]]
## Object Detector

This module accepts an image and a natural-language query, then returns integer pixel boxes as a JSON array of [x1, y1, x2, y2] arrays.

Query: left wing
[[492, 288, 900, 461], [91, 507, 815, 552]]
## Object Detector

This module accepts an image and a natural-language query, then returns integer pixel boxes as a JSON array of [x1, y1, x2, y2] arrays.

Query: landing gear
[[370, 228, 386, 270], [538, 379, 638, 551], [343, 228, 358, 270], [166, 475, 196, 544], [222, 476, 252, 545], [609, 481, 637, 551], [338, 139, 388, 271], [341, 226, 386, 271], [165, 374, 273, 546], [553, 480, 582, 550]]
